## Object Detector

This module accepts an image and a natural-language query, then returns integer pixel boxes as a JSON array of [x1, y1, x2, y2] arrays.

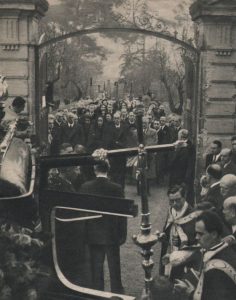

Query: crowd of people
[[1, 94, 236, 299], [47, 98, 195, 196]]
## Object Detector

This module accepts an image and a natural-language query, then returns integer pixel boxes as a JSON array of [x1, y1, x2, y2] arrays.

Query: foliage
[[40, 0, 196, 111], [120, 39, 185, 114], [39, 0, 124, 102], [0, 223, 50, 300], [118, 0, 195, 114]]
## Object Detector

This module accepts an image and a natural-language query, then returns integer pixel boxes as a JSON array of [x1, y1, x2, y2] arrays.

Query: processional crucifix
[[39, 107, 178, 300]]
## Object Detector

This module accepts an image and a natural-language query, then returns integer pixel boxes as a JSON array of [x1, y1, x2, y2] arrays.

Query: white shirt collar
[[232, 225, 236, 234], [224, 160, 231, 168], [209, 242, 224, 251], [55, 120, 61, 126], [210, 181, 220, 188], [171, 201, 188, 219], [96, 174, 108, 178]]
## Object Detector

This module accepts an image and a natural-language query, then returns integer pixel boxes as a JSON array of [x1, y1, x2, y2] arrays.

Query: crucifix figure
[[39, 105, 183, 300]]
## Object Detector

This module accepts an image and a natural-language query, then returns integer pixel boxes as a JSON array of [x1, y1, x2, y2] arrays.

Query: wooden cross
[[39, 108, 176, 300]]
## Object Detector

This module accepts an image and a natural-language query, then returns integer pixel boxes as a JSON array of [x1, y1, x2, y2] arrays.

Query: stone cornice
[[0, 0, 48, 16], [190, 1, 236, 21]]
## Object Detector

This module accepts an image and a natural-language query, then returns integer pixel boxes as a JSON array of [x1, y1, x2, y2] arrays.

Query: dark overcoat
[[79, 177, 127, 245]]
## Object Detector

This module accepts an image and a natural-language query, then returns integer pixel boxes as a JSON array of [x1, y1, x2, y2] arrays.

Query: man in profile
[[205, 140, 222, 169], [79, 160, 127, 293], [203, 164, 223, 212], [2, 96, 26, 123], [174, 211, 236, 300], [220, 174, 236, 200], [220, 148, 236, 176]]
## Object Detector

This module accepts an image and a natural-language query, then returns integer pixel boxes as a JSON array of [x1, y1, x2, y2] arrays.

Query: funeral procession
[[0, 0, 236, 299]]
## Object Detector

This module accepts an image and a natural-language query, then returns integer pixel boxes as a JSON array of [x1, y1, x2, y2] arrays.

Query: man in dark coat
[[203, 164, 223, 213], [87, 116, 104, 153], [169, 129, 196, 205], [50, 111, 64, 155], [126, 115, 138, 148], [105, 112, 128, 190], [220, 148, 236, 176], [168, 115, 182, 143], [231, 136, 236, 164], [205, 140, 222, 169], [174, 211, 236, 300], [61, 112, 84, 148], [160, 185, 195, 280], [126, 111, 136, 130], [157, 116, 171, 145], [81, 114, 92, 146], [79, 161, 127, 293]]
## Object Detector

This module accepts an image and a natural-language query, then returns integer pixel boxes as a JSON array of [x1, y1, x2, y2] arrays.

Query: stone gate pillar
[[190, 0, 236, 171], [0, 0, 48, 126]]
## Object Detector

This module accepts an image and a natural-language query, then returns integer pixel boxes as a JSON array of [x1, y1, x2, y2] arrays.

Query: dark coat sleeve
[[185, 143, 196, 185], [202, 269, 236, 300], [205, 154, 212, 169]]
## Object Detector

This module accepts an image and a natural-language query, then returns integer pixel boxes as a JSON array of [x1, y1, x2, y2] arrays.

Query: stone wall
[[0, 0, 48, 127], [190, 0, 236, 172]]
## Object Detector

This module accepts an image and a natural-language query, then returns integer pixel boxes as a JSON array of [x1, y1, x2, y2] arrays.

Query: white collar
[[210, 181, 220, 188], [203, 242, 227, 263], [224, 160, 231, 168], [209, 242, 224, 251], [96, 174, 108, 178], [55, 120, 61, 126], [232, 225, 236, 234], [171, 201, 189, 219]]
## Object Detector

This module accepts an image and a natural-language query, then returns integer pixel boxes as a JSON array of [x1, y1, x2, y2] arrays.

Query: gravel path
[[104, 181, 174, 299]]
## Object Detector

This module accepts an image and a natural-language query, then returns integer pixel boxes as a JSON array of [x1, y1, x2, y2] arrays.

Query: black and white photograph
[[0, 0, 236, 299]]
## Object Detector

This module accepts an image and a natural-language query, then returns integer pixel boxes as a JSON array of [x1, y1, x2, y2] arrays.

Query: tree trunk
[[161, 75, 183, 116], [62, 80, 83, 100]]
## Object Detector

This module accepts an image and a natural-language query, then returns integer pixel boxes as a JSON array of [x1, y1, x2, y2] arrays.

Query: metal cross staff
[[93, 107, 177, 299]]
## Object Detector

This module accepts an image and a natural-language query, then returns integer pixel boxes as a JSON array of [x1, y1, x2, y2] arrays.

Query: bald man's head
[[220, 148, 232, 165], [220, 174, 236, 199], [223, 196, 236, 225]]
